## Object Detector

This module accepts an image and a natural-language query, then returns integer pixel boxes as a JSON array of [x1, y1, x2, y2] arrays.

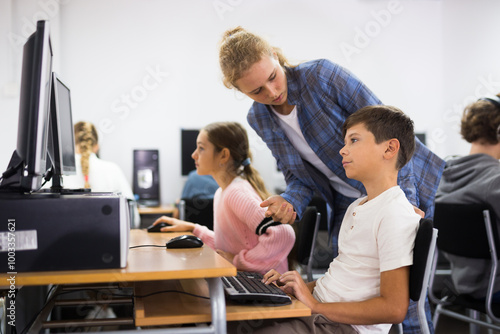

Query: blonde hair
[[219, 26, 292, 89], [74, 121, 98, 188], [203, 122, 271, 201]]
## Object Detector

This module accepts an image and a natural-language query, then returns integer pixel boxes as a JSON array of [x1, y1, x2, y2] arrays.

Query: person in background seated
[[172, 169, 218, 219], [64, 121, 140, 227], [435, 94, 500, 301], [153, 122, 295, 274], [182, 169, 218, 199], [230, 106, 421, 334]]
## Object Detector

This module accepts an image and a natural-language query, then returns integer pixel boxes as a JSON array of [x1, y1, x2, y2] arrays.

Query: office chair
[[179, 196, 214, 230], [429, 203, 500, 333], [292, 206, 321, 282], [395, 218, 438, 334]]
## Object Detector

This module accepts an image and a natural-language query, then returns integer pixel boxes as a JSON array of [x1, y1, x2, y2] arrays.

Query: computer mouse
[[147, 222, 168, 233], [166, 235, 204, 249]]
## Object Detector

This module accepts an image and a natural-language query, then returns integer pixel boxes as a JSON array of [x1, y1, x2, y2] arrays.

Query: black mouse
[[147, 222, 168, 232], [166, 235, 204, 249]]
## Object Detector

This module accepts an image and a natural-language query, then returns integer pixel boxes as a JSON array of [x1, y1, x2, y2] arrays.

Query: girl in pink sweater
[[153, 122, 295, 274]]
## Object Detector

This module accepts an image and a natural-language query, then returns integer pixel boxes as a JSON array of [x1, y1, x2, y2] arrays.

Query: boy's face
[[340, 123, 389, 182]]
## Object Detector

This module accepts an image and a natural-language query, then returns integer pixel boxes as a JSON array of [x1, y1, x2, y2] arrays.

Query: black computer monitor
[[0, 20, 53, 193], [46, 72, 76, 191], [181, 129, 199, 176]]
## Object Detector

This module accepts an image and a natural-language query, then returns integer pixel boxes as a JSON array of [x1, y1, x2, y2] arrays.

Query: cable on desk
[[54, 287, 210, 301], [129, 244, 165, 249], [133, 289, 210, 300]]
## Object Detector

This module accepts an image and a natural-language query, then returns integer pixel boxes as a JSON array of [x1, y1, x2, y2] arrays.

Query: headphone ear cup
[[479, 96, 500, 109]]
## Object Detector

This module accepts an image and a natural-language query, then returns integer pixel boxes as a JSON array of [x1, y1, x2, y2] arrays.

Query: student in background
[[153, 122, 295, 274], [64, 121, 140, 227], [181, 170, 218, 199], [218, 27, 443, 331], [435, 94, 500, 300], [229, 106, 420, 334], [172, 169, 218, 219]]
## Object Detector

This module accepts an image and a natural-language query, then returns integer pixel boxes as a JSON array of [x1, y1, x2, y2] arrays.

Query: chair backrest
[[433, 203, 498, 259], [291, 206, 321, 282], [179, 196, 214, 230], [295, 207, 320, 265], [409, 218, 438, 301]]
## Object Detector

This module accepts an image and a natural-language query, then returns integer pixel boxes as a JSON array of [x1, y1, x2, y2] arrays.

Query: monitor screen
[[46, 72, 76, 190], [0, 20, 53, 193], [181, 129, 199, 176]]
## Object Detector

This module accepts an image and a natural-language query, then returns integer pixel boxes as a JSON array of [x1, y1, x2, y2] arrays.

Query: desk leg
[[207, 277, 226, 334]]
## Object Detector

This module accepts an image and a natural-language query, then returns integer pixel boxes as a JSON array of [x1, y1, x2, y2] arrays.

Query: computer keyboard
[[221, 271, 291, 305]]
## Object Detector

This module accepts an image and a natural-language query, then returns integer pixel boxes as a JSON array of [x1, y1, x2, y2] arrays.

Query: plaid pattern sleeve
[[248, 59, 444, 219]]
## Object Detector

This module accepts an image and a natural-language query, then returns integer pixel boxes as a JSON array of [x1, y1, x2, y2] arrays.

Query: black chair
[[429, 203, 500, 333], [179, 196, 214, 230], [395, 218, 438, 334], [292, 206, 321, 282]]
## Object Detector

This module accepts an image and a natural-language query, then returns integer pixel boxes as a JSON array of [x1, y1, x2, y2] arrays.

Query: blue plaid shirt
[[248, 59, 445, 220]]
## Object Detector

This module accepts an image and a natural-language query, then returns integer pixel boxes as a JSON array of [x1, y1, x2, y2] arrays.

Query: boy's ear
[[383, 139, 400, 160]]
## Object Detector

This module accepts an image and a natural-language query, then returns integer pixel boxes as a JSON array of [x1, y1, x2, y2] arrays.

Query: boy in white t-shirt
[[232, 105, 421, 334]]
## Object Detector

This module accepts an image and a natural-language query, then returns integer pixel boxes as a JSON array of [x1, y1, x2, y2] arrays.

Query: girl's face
[[235, 54, 288, 106], [191, 130, 220, 176]]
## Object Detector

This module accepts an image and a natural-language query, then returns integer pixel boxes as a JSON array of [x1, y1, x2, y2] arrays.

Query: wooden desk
[[0, 230, 236, 334], [134, 279, 311, 327], [0, 230, 235, 286], [1, 231, 310, 333]]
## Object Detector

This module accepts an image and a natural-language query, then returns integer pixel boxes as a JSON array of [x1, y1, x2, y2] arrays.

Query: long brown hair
[[219, 26, 293, 90], [74, 121, 98, 188], [203, 122, 271, 200]]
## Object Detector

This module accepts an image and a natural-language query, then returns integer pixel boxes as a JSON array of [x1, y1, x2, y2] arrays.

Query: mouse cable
[[129, 244, 165, 249], [54, 286, 210, 301]]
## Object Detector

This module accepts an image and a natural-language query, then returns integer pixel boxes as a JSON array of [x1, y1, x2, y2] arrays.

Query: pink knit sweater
[[192, 177, 295, 274]]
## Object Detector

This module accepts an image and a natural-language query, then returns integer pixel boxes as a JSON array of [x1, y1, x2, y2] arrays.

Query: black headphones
[[479, 95, 500, 109]]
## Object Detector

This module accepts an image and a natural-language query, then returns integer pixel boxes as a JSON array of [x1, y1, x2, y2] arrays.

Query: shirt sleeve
[[192, 224, 215, 250], [377, 209, 419, 272], [316, 59, 382, 114], [247, 109, 314, 219], [225, 185, 296, 273]]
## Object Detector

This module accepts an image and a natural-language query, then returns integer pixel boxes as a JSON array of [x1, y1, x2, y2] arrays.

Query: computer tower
[[133, 149, 160, 207], [0, 192, 129, 272]]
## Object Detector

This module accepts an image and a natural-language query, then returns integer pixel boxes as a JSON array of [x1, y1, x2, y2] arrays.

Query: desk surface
[[134, 278, 311, 326], [0, 230, 236, 287]]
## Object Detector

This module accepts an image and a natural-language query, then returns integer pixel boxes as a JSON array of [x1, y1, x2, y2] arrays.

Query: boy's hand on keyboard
[[276, 271, 318, 309], [262, 269, 285, 287]]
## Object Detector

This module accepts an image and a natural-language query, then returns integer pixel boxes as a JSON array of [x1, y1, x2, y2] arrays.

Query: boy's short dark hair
[[342, 105, 415, 170]]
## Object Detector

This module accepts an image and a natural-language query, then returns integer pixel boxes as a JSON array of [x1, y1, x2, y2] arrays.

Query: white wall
[[1, 0, 499, 204]]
